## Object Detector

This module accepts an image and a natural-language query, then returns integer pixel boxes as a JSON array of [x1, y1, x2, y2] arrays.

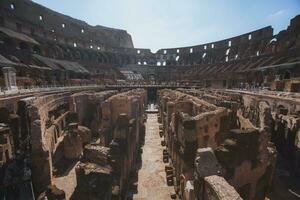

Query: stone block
[[63, 134, 82, 160], [204, 175, 242, 200], [82, 143, 109, 166], [195, 147, 222, 178], [73, 162, 112, 200], [77, 125, 91, 144]]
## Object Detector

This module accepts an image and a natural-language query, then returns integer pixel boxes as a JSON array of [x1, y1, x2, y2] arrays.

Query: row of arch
[[0, 28, 291, 69]]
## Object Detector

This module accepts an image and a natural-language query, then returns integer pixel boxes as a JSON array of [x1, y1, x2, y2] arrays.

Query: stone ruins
[[0, 0, 299, 200]]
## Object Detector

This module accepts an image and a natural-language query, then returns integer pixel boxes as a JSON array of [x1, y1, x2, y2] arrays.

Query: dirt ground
[[53, 161, 78, 200], [133, 113, 175, 200], [53, 113, 174, 200], [52, 113, 300, 200]]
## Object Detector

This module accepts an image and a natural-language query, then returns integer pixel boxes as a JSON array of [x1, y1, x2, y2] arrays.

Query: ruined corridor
[[133, 113, 175, 200], [0, 0, 300, 199]]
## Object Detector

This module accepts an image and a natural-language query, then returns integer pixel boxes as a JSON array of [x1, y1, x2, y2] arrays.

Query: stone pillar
[[63, 123, 83, 160], [194, 148, 222, 199], [30, 120, 52, 195], [2, 67, 17, 90]]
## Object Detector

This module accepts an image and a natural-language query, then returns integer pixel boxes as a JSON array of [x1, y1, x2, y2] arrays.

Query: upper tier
[[156, 27, 273, 55], [0, 0, 299, 88], [0, 0, 134, 49]]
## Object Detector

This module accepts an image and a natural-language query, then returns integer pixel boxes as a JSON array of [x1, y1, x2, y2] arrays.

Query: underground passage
[[0, 0, 300, 200]]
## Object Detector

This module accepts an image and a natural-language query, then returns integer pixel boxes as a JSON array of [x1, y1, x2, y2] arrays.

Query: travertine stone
[[204, 175, 242, 200]]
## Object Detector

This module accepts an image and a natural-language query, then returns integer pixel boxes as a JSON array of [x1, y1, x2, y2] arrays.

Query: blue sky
[[33, 0, 300, 52]]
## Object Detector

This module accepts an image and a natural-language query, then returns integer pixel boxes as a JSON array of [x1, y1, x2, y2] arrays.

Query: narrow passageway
[[133, 113, 174, 200]]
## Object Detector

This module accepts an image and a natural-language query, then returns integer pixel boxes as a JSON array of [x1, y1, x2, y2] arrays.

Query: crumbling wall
[[158, 89, 277, 200], [72, 144, 112, 200], [0, 125, 14, 166], [69, 90, 118, 134], [25, 90, 116, 196], [233, 90, 300, 178], [29, 92, 71, 194], [101, 89, 146, 199]]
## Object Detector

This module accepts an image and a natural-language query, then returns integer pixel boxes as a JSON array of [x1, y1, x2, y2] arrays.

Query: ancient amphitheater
[[0, 1, 299, 200]]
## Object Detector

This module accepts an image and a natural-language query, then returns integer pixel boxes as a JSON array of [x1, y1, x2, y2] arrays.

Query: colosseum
[[0, 0, 299, 200]]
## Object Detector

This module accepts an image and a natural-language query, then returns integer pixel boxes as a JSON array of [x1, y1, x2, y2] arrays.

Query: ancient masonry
[[0, 0, 300, 200], [1, 86, 300, 200]]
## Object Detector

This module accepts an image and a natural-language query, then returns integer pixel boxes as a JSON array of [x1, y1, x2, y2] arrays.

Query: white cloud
[[268, 9, 288, 19]]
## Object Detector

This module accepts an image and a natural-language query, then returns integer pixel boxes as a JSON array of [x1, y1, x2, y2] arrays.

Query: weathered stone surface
[[159, 89, 278, 200], [0, 125, 13, 166], [39, 185, 66, 200], [77, 125, 91, 144], [195, 148, 222, 178], [82, 144, 109, 166], [63, 134, 82, 160], [72, 162, 112, 200], [204, 175, 242, 200], [101, 89, 146, 199], [63, 123, 83, 160]]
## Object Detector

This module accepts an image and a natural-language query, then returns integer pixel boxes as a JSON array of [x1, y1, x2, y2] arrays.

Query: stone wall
[[72, 144, 112, 200], [158, 89, 277, 200], [69, 90, 118, 134], [0, 85, 299, 199], [101, 89, 146, 199], [23, 90, 117, 195]]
